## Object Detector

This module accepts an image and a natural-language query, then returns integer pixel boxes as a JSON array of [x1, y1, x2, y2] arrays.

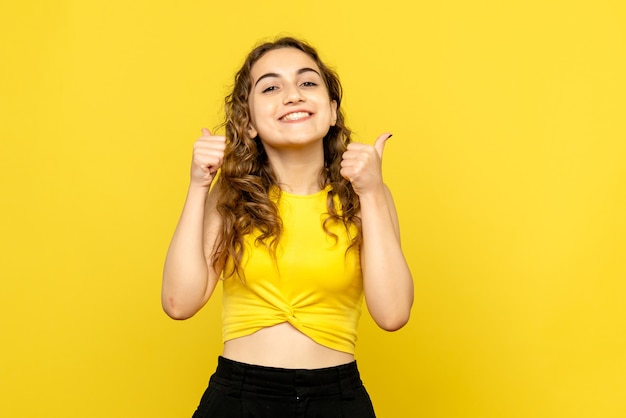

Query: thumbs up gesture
[[190, 128, 226, 190], [340, 133, 392, 196]]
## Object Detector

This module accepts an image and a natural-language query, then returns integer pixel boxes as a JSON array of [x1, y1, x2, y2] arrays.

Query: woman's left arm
[[341, 134, 414, 331]]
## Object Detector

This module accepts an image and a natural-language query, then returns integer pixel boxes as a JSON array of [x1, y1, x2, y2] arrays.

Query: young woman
[[162, 37, 413, 418]]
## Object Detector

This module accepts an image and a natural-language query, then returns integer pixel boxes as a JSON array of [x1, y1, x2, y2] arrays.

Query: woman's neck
[[264, 145, 325, 195]]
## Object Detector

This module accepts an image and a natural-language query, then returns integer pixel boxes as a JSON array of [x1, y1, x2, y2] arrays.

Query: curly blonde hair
[[213, 37, 361, 279]]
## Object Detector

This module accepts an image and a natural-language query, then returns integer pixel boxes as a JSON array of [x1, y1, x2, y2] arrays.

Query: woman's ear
[[247, 124, 258, 138], [330, 100, 338, 126]]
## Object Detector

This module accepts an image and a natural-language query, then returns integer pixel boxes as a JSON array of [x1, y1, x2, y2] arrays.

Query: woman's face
[[247, 47, 337, 152]]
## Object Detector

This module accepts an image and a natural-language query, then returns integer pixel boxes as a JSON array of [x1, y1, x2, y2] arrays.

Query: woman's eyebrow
[[297, 67, 321, 76], [254, 67, 321, 87]]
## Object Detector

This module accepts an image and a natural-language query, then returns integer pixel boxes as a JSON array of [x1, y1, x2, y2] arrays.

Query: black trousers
[[192, 356, 377, 418]]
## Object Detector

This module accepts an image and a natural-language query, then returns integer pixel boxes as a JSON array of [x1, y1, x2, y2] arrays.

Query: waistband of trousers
[[214, 356, 363, 398]]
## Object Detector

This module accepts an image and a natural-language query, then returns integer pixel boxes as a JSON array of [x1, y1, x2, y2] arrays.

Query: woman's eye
[[262, 86, 278, 93], [301, 81, 318, 87]]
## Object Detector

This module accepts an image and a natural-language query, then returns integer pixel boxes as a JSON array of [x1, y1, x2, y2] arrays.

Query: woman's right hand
[[162, 128, 225, 319], [190, 128, 226, 189]]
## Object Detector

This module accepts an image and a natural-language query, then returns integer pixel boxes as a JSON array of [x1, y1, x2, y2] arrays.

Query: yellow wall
[[2, 1, 625, 417]]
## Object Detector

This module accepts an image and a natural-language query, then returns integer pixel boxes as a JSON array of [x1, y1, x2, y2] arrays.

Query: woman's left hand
[[340, 133, 392, 196], [344, 132, 413, 331]]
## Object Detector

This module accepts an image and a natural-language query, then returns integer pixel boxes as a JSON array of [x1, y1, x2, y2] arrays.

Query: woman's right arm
[[161, 129, 226, 320]]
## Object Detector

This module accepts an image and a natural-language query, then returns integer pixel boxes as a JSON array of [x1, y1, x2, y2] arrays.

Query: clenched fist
[[190, 128, 226, 190], [340, 133, 392, 196]]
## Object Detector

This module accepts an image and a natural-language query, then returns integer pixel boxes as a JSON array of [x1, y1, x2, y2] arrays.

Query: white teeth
[[282, 112, 309, 121]]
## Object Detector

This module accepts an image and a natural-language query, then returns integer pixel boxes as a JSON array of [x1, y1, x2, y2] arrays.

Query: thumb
[[201, 128, 212, 136], [374, 133, 392, 158]]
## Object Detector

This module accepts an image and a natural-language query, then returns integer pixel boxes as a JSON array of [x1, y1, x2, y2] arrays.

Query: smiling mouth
[[280, 112, 311, 121]]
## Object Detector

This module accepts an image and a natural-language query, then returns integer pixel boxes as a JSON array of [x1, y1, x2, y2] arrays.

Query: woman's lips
[[280, 111, 312, 121]]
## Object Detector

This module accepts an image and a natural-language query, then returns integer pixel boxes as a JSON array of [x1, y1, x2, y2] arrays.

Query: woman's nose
[[283, 86, 305, 104]]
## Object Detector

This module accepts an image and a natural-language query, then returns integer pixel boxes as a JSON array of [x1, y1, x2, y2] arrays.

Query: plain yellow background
[[2, 0, 625, 417]]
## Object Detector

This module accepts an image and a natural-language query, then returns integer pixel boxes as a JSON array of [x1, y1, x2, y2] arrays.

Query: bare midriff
[[222, 322, 354, 369]]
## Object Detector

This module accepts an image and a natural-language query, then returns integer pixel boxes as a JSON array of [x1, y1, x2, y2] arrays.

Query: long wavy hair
[[213, 37, 362, 279]]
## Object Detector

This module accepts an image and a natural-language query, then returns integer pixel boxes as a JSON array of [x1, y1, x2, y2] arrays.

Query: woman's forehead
[[251, 48, 320, 80]]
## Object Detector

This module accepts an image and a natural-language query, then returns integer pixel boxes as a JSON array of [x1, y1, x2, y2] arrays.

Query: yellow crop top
[[221, 185, 363, 354]]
